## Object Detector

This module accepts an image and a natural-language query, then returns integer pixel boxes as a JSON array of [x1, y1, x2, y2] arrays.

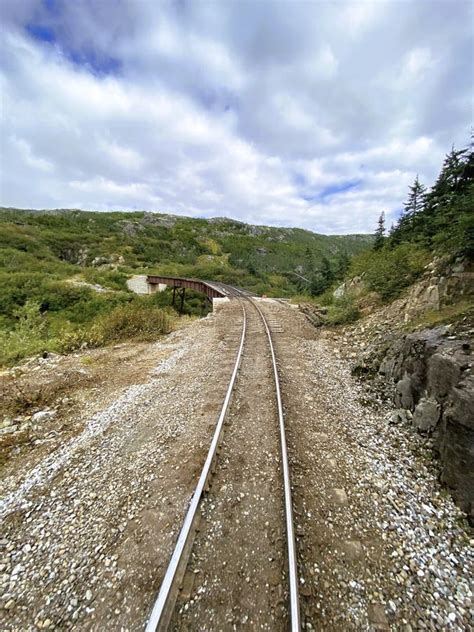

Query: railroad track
[[145, 294, 300, 631]]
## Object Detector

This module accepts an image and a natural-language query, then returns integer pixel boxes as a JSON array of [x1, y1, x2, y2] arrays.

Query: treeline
[[386, 140, 473, 256], [328, 138, 473, 306]]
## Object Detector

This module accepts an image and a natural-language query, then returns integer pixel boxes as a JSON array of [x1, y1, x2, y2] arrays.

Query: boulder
[[376, 325, 473, 522], [388, 409, 411, 425], [395, 374, 415, 410], [428, 353, 462, 400], [333, 275, 365, 299], [32, 410, 56, 424], [436, 377, 474, 516], [412, 397, 441, 433], [444, 378, 474, 431]]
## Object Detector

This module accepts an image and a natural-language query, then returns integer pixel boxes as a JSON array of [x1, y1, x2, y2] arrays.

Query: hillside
[[0, 208, 372, 364], [0, 207, 371, 283]]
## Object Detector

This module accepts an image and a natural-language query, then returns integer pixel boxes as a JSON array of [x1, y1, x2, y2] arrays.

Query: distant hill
[[0, 207, 374, 364], [0, 207, 372, 295]]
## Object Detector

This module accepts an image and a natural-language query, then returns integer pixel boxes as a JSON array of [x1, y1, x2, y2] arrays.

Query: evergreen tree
[[405, 175, 427, 216], [421, 144, 471, 247], [392, 175, 427, 243], [320, 255, 334, 284], [425, 146, 467, 213], [309, 274, 326, 296], [373, 211, 386, 250], [304, 247, 315, 275], [386, 136, 473, 256], [309, 256, 334, 296], [335, 251, 350, 279]]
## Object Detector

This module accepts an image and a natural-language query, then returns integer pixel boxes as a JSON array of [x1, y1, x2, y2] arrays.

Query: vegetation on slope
[[0, 209, 371, 364], [314, 139, 474, 324]]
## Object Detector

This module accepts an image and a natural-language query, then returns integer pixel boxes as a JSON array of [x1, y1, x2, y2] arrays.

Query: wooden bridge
[[146, 276, 228, 301]]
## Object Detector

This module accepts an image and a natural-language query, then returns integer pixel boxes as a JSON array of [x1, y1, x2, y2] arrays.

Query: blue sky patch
[[25, 20, 121, 77], [196, 87, 239, 114], [67, 50, 121, 77], [320, 179, 362, 198], [291, 172, 307, 187], [26, 23, 56, 44], [300, 179, 362, 203]]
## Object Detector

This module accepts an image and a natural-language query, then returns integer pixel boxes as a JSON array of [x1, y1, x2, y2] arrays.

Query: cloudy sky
[[0, 0, 471, 234]]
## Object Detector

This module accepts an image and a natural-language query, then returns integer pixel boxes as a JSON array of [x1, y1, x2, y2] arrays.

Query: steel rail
[[145, 300, 247, 632], [249, 298, 301, 632]]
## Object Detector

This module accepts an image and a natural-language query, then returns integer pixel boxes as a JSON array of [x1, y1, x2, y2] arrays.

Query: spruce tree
[[320, 255, 334, 284], [401, 175, 427, 240], [422, 145, 470, 246], [426, 146, 467, 211], [405, 175, 427, 217], [304, 247, 315, 275], [335, 251, 350, 279], [309, 256, 334, 296], [373, 211, 386, 250], [387, 136, 473, 255]]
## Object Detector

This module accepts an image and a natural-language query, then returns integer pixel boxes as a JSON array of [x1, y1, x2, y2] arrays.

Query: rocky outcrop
[[334, 257, 473, 322], [118, 220, 145, 237], [379, 327, 473, 522], [91, 254, 125, 268], [333, 275, 365, 299], [403, 257, 474, 322], [141, 212, 178, 228], [334, 255, 474, 522]]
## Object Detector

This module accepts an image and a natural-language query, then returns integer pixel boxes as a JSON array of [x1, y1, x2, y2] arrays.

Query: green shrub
[[53, 325, 105, 354], [0, 301, 50, 364], [350, 244, 429, 301], [95, 303, 174, 343], [81, 268, 128, 291], [0, 297, 175, 364], [316, 287, 335, 306], [326, 294, 360, 325], [58, 302, 175, 352]]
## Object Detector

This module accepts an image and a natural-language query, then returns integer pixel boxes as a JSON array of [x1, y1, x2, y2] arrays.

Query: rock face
[[379, 327, 473, 522], [333, 275, 365, 299], [403, 257, 474, 322]]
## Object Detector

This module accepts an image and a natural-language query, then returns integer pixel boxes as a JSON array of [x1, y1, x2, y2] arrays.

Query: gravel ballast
[[0, 299, 472, 631]]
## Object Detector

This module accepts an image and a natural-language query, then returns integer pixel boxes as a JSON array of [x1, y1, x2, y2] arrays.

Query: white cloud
[[12, 137, 55, 173], [404, 47, 434, 76], [0, 0, 471, 234]]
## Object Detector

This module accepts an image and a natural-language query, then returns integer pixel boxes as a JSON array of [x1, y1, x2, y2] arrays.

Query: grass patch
[[80, 355, 94, 366], [404, 300, 473, 331]]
